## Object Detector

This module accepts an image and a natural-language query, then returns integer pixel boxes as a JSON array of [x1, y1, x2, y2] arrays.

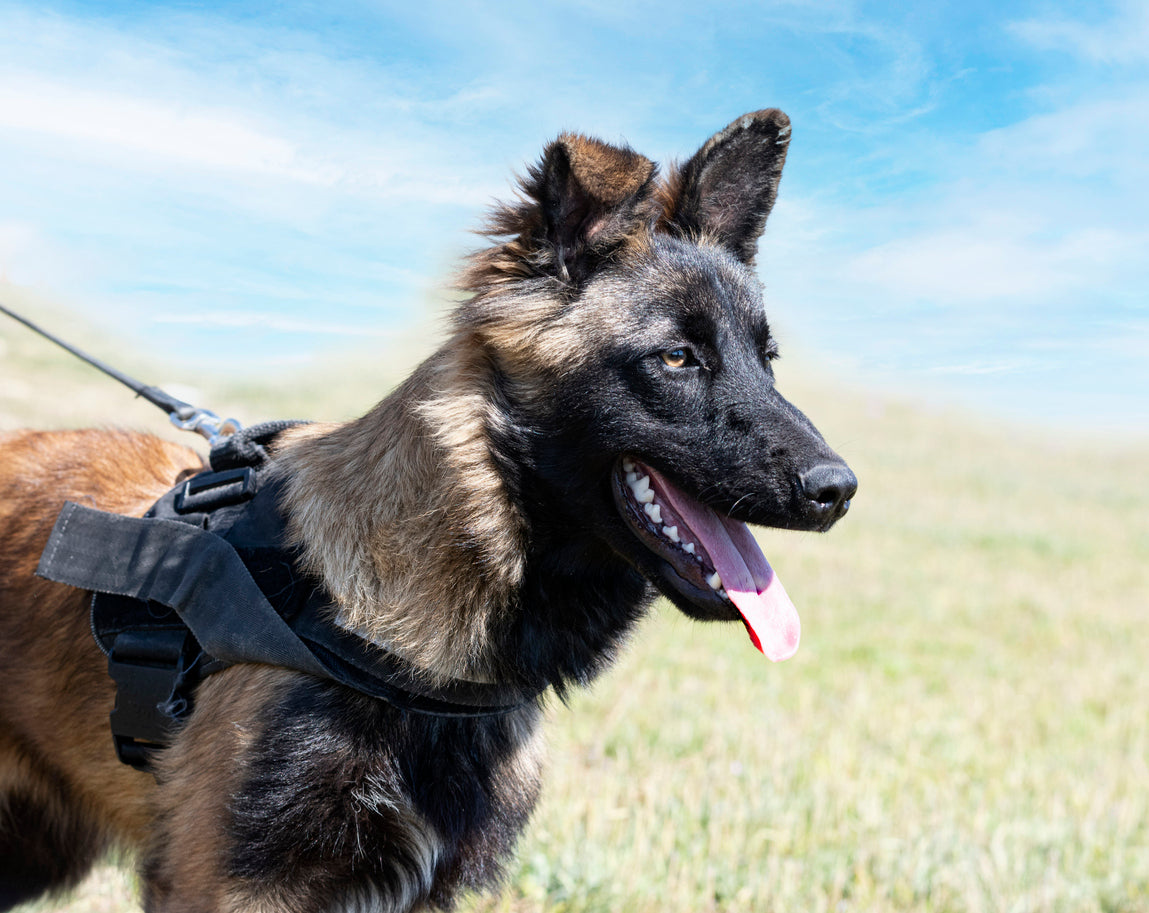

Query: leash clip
[[170, 407, 242, 447]]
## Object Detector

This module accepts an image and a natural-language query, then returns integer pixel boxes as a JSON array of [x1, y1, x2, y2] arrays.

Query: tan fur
[[560, 133, 654, 205], [0, 430, 204, 847], [653, 163, 687, 234], [275, 345, 527, 684], [143, 666, 285, 913]]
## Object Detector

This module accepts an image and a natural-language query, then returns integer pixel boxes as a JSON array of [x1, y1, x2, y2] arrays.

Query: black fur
[[0, 777, 106, 911], [217, 683, 542, 909], [664, 109, 792, 265]]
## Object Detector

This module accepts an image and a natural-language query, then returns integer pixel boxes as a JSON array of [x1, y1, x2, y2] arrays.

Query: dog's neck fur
[[274, 333, 647, 691]]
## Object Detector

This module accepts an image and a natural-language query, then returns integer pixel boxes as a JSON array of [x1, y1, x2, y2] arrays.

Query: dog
[[0, 109, 856, 913]]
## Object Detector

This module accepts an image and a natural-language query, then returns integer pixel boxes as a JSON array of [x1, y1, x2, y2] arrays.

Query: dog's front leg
[[141, 665, 443, 913]]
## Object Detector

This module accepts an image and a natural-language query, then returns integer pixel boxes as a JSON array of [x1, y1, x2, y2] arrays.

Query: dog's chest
[[222, 677, 544, 908]]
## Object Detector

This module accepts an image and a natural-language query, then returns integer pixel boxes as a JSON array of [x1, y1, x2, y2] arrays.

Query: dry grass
[[3, 287, 1146, 912], [469, 388, 1149, 913]]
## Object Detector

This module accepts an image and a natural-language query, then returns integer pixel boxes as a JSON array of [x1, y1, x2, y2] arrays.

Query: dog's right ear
[[483, 135, 656, 287], [659, 109, 791, 266]]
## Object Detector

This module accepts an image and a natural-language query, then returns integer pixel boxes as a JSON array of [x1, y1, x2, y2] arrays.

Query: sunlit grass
[[463, 378, 1148, 913], [4, 289, 1147, 912]]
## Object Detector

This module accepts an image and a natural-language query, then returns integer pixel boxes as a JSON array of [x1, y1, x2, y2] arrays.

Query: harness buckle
[[174, 467, 256, 514], [107, 628, 200, 770]]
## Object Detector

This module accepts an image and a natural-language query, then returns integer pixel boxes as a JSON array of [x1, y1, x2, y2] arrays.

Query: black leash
[[0, 300, 240, 445]]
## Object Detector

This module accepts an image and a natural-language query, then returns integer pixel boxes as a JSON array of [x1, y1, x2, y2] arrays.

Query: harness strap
[[37, 500, 536, 730], [35, 420, 541, 771], [39, 502, 328, 676]]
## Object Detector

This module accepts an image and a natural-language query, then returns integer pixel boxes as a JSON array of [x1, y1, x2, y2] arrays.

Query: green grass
[[4, 286, 1147, 912]]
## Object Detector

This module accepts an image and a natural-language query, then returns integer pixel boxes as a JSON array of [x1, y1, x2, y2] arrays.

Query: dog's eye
[[659, 348, 695, 369]]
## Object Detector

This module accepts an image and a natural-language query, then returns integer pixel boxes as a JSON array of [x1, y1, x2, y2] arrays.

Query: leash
[[0, 301, 241, 446]]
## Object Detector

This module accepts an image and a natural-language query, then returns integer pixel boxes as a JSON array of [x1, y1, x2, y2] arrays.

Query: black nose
[[799, 462, 858, 523]]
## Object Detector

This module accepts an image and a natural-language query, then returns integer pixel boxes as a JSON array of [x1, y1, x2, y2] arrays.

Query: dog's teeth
[[631, 476, 655, 504], [622, 458, 635, 473], [707, 571, 723, 591], [664, 525, 679, 542], [625, 471, 638, 485], [644, 503, 662, 524], [683, 542, 695, 555]]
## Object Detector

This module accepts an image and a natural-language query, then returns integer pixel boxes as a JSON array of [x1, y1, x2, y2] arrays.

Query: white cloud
[[0, 222, 48, 283], [0, 73, 506, 209], [1096, 321, 1149, 360], [846, 223, 1145, 305], [0, 6, 512, 211], [799, 77, 1149, 310], [0, 219, 105, 287], [924, 359, 1042, 376], [0, 78, 339, 184], [1011, 1, 1149, 66], [0, 3, 517, 331], [975, 92, 1149, 184], [151, 312, 394, 336]]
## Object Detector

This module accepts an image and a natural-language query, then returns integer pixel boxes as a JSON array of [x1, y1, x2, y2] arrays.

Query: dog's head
[[459, 110, 856, 661]]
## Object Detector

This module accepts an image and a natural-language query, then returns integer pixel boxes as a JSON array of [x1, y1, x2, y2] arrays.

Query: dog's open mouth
[[612, 457, 800, 662]]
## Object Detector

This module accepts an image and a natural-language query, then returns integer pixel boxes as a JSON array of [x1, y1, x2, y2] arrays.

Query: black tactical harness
[[36, 423, 539, 771]]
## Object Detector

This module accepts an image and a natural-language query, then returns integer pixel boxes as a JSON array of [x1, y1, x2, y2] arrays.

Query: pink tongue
[[646, 467, 801, 662]]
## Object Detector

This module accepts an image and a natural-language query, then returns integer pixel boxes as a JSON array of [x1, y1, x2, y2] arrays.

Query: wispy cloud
[[152, 312, 396, 336], [976, 92, 1149, 187], [846, 224, 1144, 305], [0, 1, 524, 359], [1010, 0, 1149, 66], [758, 4, 1149, 430], [0, 78, 337, 184], [925, 359, 1042, 377], [0, 0, 1145, 431]]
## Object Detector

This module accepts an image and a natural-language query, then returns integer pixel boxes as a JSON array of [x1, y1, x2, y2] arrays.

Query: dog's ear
[[659, 109, 791, 265], [488, 134, 656, 287], [537, 134, 657, 283]]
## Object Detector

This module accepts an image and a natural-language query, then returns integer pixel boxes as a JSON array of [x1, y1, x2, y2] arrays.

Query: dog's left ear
[[659, 109, 791, 265]]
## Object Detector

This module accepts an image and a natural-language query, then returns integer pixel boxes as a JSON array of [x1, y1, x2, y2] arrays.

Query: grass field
[[3, 284, 1147, 912]]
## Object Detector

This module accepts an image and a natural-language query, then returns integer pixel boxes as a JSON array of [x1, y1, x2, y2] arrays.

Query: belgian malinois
[[0, 109, 856, 912]]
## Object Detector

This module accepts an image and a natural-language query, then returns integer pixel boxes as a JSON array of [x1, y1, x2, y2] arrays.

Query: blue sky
[[1, 0, 1146, 435]]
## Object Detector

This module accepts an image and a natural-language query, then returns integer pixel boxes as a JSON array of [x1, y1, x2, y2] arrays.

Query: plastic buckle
[[107, 629, 197, 770], [174, 467, 256, 514]]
